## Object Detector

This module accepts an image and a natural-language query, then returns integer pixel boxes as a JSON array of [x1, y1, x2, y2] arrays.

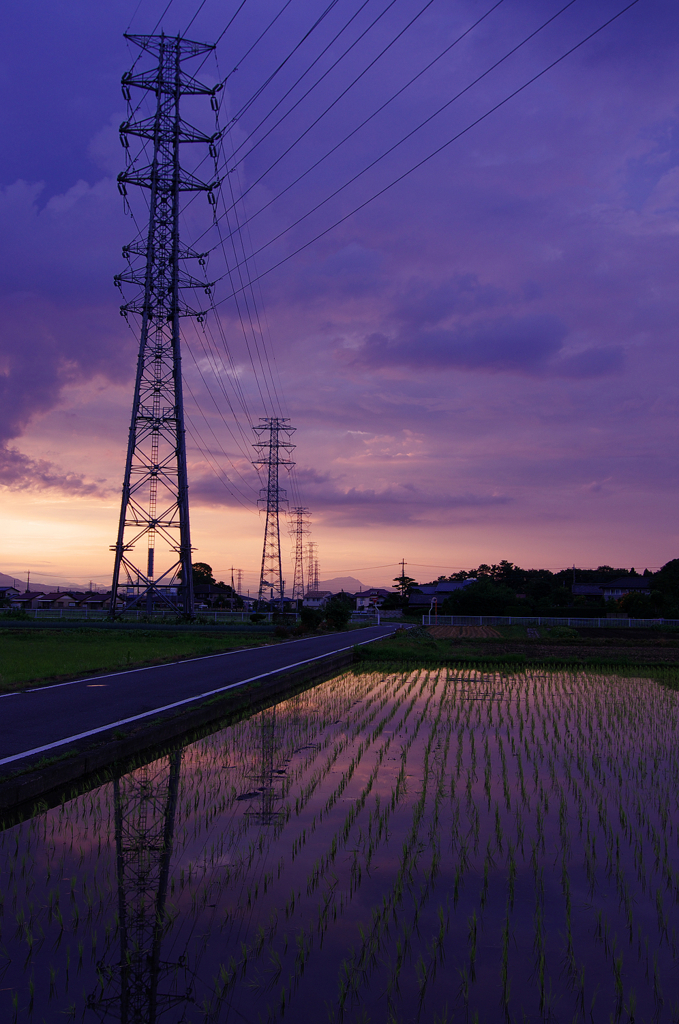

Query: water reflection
[[244, 707, 286, 827], [87, 751, 193, 1023], [2, 669, 679, 1023]]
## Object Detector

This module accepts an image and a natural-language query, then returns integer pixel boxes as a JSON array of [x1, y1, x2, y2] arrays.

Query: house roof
[[435, 579, 477, 593], [409, 580, 477, 603], [306, 590, 333, 599]]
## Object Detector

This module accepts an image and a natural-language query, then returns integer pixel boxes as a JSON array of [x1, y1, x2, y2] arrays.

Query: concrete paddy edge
[[0, 649, 354, 821]]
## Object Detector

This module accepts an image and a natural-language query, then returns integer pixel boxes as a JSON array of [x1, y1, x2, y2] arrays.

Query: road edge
[[0, 648, 355, 821]]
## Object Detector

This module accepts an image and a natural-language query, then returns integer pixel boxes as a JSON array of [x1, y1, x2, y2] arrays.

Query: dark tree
[[324, 593, 354, 630], [392, 573, 417, 598]]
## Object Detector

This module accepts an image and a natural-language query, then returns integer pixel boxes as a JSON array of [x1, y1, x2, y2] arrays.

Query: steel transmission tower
[[289, 507, 311, 601], [110, 34, 221, 617], [252, 418, 296, 609], [307, 540, 319, 592]]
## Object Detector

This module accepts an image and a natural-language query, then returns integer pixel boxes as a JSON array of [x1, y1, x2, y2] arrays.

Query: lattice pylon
[[306, 540, 319, 593], [252, 417, 296, 610], [289, 507, 311, 602], [109, 33, 221, 617]]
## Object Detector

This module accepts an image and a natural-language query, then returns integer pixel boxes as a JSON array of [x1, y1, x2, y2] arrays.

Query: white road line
[[0, 630, 398, 768]]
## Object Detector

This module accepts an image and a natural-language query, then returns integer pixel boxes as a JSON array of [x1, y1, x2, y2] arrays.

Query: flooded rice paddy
[[2, 668, 679, 1023]]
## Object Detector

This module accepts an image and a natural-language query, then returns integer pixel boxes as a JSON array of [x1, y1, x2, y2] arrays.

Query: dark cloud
[[0, 293, 134, 443], [353, 312, 625, 379], [356, 314, 567, 374], [278, 243, 385, 302], [190, 463, 510, 526], [393, 275, 506, 325], [0, 446, 104, 494]]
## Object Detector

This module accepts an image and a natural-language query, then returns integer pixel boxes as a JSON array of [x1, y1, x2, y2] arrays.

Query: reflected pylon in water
[[246, 707, 286, 827], [88, 751, 193, 1023]]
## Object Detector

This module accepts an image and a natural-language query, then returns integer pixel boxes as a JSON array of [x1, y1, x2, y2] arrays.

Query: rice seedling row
[[1, 666, 678, 1021]]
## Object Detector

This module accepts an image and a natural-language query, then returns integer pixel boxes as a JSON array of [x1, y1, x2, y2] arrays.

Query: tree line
[[405, 559, 679, 617]]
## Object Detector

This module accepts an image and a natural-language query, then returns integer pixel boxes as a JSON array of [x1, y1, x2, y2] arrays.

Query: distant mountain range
[[0, 570, 394, 597], [0, 571, 100, 593]]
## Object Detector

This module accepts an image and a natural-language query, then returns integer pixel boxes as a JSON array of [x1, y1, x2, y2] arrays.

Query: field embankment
[[355, 624, 679, 683]]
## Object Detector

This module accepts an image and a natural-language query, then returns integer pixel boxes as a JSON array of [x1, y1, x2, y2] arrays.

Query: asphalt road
[[0, 625, 399, 766]]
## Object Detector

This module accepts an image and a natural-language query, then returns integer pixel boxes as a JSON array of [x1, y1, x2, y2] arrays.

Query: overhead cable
[[208, 0, 640, 304], [209, 0, 507, 245]]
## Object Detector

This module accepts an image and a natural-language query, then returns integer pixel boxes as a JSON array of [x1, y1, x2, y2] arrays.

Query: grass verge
[[0, 627, 278, 691]]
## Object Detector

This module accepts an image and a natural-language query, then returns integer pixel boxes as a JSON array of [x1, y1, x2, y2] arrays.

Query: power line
[[186, 0, 436, 250], [207, 0, 640, 306], [219, 0, 343, 112], [215, 0, 253, 46], [185, 419, 259, 513], [209, 0, 579, 265], [223, 0, 378, 165], [182, 367, 262, 501], [220, 0, 297, 76], [224, 0, 408, 171], [209, 0, 506, 244], [183, 0, 210, 34]]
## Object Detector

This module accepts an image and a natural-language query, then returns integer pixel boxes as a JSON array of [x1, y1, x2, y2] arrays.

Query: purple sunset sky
[[0, 0, 677, 589]]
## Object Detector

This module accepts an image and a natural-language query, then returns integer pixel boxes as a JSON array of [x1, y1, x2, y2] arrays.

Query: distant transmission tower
[[289, 508, 311, 601], [252, 418, 295, 610], [307, 540, 319, 593], [109, 34, 220, 617]]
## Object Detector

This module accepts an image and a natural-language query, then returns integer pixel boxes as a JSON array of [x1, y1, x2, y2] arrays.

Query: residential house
[[600, 577, 651, 600], [354, 588, 392, 611], [10, 591, 47, 610], [79, 592, 111, 611], [304, 590, 333, 609], [34, 591, 86, 609], [194, 584, 239, 609]]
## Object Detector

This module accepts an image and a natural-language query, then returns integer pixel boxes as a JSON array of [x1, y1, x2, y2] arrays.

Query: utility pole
[[252, 417, 296, 611], [289, 507, 311, 602], [109, 33, 221, 619]]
